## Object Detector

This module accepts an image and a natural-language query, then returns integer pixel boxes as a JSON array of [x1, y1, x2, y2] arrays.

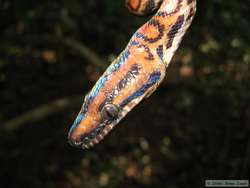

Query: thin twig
[[1, 39, 108, 132], [62, 38, 107, 70], [1, 96, 82, 132]]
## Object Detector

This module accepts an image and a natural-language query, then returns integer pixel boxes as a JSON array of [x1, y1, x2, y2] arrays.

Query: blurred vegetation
[[0, 0, 250, 188]]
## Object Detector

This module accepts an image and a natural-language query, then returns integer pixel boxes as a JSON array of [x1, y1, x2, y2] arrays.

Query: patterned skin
[[68, 0, 197, 149]]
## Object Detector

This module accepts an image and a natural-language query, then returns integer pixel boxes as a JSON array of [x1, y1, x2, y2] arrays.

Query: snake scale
[[68, 0, 197, 149]]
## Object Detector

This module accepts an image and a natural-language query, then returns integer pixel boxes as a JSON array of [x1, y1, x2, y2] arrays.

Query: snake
[[68, 0, 196, 149]]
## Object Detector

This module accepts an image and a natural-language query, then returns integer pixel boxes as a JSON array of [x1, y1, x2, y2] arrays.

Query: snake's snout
[[67, 110, 115, 149], [67, 129, 82, 148], [68, 127, 107, 149], [68, 137, 81, 148]]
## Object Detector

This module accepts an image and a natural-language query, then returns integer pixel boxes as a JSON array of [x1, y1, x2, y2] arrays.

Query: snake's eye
[[101, 104, 120, 121]]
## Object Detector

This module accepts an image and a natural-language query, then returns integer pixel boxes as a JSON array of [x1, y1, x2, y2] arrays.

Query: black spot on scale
[[166, 15, 185, 49], [135, 19, 164, 43], [156, 45, 164, 61], [118, 64, 140, 90], [157, 0, 183, 18], [120, 71, 161, 107], [142, 0, 163, 15], [142, 0, 155, 15], [168, 15, 185, 37], [80, 124, 105, 144], [98, 64, 141, 111]]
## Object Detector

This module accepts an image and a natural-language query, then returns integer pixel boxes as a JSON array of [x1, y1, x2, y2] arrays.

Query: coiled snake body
[[68, 0, 196, 149]]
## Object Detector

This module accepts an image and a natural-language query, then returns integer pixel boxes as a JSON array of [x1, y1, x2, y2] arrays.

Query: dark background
[[1, 0, 250, 187]]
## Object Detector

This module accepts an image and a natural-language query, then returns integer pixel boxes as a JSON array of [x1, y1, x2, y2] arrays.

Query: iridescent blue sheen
[[88, 75, 108, 100], [69, 113, 85, 131], [129, 40, 139, 46], [87, 49, 130, 101], [106, 49, 130, 74], [156, 45, 164, 61]]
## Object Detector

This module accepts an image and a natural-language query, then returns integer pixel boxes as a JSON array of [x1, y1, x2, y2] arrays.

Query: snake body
[[68, 0, 196, 149]]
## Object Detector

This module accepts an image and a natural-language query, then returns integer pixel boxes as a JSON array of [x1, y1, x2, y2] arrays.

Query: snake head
[[68, 0, 196, 149], [68, 49, 166, 149]]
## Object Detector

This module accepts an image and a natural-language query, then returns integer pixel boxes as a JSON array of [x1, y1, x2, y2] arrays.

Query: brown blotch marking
[[166, 14, 185, 49], [136, 18, 164, 43], [126, 0, 141, 11]]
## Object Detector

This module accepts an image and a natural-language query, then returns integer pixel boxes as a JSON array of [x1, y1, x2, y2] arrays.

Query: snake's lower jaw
[[68, 136, 82, 148], [81, 123, 115, 149], [68, 118, 120, 149]]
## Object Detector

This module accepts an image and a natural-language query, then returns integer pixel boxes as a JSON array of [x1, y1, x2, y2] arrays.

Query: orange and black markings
[[68, 0, 196, 149]]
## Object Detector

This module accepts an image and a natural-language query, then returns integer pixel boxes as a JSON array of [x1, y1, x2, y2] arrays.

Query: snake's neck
[[128, 0, 196, 66]]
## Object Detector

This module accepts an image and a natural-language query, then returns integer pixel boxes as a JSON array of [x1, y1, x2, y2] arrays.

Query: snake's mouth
[[82, 120, 116, 149], [68, 117, 122, 149]]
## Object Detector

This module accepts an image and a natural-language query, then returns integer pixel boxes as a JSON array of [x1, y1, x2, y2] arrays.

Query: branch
[[1, 96, 82, 132], [62, 38, 107, 70], [1, 39, 108, 132]]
